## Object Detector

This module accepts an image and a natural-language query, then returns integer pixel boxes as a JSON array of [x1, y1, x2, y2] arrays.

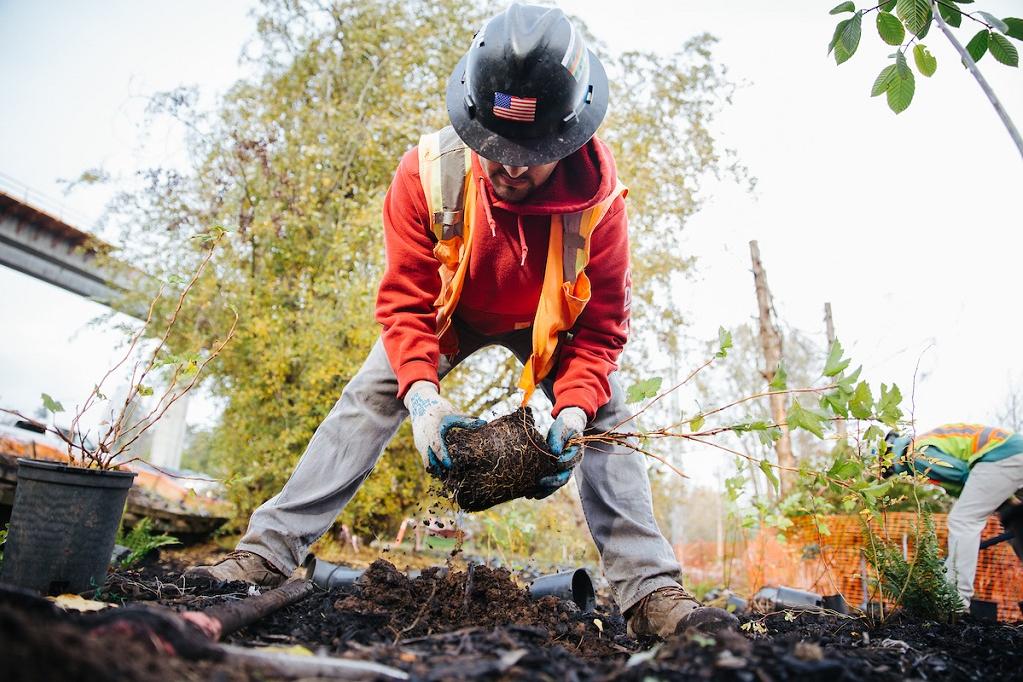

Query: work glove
[[530, 406, 588, 499], [403, 381, 485, 475]]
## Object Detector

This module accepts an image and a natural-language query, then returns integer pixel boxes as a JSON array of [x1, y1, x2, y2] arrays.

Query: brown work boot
[[626, 585, 739, 638], [184, 550, 287, 588]]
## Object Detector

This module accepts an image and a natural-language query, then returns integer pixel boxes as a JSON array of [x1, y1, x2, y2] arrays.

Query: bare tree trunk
[[749, 241, 794, 494], [824, 302, 848, 442]]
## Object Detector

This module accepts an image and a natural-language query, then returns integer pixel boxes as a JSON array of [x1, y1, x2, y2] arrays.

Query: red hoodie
[[375, 136, 630, 418]]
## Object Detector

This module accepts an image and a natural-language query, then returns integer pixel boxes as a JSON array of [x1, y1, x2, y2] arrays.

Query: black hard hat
[[446, 3, 609, 167]]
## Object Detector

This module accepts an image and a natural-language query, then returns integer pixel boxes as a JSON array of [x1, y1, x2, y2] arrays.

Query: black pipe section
[[979, 530, 1014, 549], [822, 593, 848, 614], [203, 580, 314, 638], [303, 554, 364, 589], [529, 569, 595, 612]]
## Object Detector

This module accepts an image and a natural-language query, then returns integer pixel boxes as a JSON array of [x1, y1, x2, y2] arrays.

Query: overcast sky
[[1, 1, 1022, 484]]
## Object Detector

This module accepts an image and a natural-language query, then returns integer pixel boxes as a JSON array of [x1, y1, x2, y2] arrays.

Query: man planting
[[190, 3, 735, 637]]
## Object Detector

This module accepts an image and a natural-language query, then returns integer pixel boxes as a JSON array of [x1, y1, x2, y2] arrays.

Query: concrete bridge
[[0, 187, 132, 307]]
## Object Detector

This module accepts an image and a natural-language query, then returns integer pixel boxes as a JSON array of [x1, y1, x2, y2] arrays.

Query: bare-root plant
[[2, 227, 237, 471]]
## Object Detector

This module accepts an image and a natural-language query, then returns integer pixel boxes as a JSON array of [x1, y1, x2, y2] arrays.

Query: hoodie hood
[[472, 135, 618, 216]]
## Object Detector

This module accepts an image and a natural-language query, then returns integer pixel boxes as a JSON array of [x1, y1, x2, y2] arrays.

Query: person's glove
[[530, 406, 588, 499], [403, 381, 485, 474]]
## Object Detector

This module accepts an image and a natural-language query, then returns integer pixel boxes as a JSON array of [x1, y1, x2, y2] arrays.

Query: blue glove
[[433, 414, 486, 473], [404, 381, 485, 475], [530, 407, 587, 499]]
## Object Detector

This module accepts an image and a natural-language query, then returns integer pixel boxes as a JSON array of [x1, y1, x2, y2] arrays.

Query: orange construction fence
[[752, 513, 1022, 622]]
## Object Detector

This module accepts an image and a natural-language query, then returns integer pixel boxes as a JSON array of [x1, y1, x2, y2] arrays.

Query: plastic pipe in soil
[[528, 568, 596, 612], [303, 554, 364, 589], [0, 459, 136, 595], [753, 586, 823, 612], [821, 594, 848, 615]]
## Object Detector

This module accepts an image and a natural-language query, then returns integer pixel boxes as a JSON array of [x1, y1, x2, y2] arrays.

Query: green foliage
[[822, 340, 851, 377], [913, 44, 938, 76], [830, 11, 864, 65], [41, 393, 64, 414], [769, 363, 788, 391], [828, 2, 1022, 114], [115, 518, 179, 567], [0, 523, 8, 566], [966, 29, 990, 62], [877, 11, 906, 45], [716, 326, 733, 359], [990, 32, 1020, 66], [787, 400, 825, 438], [888, 52, 916, 114], [896, 0, 931, 37], [627, 377, 664, 404], [1005, 18, 1023, 41], [864, 512, 963, 620]]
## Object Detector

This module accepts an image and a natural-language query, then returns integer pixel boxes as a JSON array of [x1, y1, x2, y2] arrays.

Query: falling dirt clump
[[440, 408, 581, 511]]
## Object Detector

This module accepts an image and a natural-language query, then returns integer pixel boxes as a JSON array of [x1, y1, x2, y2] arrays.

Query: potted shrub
[[0, 229, 235, 595]]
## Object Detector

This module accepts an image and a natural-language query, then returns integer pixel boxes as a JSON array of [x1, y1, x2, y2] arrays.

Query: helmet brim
[[445, 49, 609, 167]]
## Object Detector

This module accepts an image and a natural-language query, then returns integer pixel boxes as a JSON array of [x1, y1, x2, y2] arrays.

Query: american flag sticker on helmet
[[493, 91, 537, 123]]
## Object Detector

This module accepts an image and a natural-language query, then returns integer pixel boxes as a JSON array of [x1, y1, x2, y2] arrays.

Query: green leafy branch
[[573, 333, 905, 511], [827, 0, 1022, 159]]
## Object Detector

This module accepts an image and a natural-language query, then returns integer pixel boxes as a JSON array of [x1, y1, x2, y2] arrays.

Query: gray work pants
[[238, 322, 681, 611], [945, 455, 1023, 607]]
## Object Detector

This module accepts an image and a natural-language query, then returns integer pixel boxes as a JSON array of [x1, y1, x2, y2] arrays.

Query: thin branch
[[932, 0, 1023, 161]]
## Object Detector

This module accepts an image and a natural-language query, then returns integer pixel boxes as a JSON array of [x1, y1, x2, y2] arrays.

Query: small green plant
[[115, 518, 179, 567], [0, 523, 8, 566], [864, 511, 963, 621]]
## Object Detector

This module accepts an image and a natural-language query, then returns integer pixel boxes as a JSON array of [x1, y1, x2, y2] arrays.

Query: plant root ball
[[440, 408, 581, 512]]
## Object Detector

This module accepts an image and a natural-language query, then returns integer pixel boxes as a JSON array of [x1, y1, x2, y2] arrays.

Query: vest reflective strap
[[417, 133, 444, 238], [436, 183, 477, 343], [419, 127, 472, 241], [516, 181, 627, 405]]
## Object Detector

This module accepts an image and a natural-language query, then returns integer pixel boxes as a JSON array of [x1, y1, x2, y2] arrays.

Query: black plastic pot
[[0, 459, 135, 595], [970, 599, 998, 622], [529, 569, 596, 612]]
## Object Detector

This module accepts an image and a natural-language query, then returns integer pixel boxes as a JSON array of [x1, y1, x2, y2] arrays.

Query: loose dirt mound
[[440, 408, 581, 511], [330, 560, 617, 653]]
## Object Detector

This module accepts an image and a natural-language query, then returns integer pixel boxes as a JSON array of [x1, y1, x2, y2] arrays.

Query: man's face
[[479, 157, 559, 203]]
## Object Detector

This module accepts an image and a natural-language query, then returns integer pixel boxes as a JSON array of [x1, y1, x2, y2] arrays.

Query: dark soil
[[441, 408, 580, 511], [4, 556, 1022, 681], [0, 583, 259, 682]]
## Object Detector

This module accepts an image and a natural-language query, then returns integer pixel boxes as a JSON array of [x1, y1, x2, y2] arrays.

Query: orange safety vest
[[417, 126, 626, 405]]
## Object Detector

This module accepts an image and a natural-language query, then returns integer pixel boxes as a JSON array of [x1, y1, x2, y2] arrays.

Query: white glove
[[533, 406, 588, 499], [551, 407, 587, 440], [403, 381, 484, 473]]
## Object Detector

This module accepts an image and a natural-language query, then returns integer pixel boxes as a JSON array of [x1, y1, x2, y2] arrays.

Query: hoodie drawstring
[[516, 215, 528, 267], [478, 177, 498, 237], [478, 175, 529, 267]]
